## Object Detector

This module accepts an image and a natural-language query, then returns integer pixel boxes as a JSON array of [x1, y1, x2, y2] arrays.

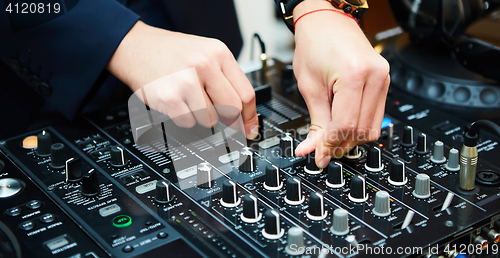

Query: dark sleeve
[[0, 0, 139, 120]]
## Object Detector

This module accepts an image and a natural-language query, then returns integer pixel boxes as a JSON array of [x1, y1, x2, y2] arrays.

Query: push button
[[5, 207, 21, 217], [112, 215, 132, 228], [46, 236, 69, 251], [0, 178, 23, 198], [26, 200, 43, 210], [122, 245, 133, 253], [157, 231, 168, 239], [19, 221, 35, 231], [40, 213, 57, 224]]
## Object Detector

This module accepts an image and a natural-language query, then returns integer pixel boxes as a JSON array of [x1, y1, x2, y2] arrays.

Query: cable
[[464, 120, 500, 147]]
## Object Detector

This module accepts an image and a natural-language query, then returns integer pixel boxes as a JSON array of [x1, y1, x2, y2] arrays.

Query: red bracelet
[[293, 8, 358, 29]]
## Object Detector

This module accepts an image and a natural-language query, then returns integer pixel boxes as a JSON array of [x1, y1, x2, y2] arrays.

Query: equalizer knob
[[65, 158, 82, 183], [445, 148, 460, 172], [285, 177, 305, 205], [430, 141, 446, 164], [413, 174, 431, 199], [264, 164, 282, 191], [155, 180, 173, 203], [326, 162, 345, 188], [306, 192, 327, 220], [348, 175, 368, 202], [220, 180, 241, 208], [330, 208, 349, 236], [36, 131, 51, 156], [280, 133, 294, 158], [372, 190, 391, 217], [239, 147, 255, 172], [415, 133, 429, 154], [401, 126, 415, 147], [365, 146, 384, 172], [285, 227, 305, 255], [50, 143, 66, 169], [110, 145, 127, 167], [388, 158, 408, 186], [197, 162, 213, 189], [304, 152, 322, 175], [345, 146, 361, 159], [241, 194, 262, 223], [262, 210, 285, 239], [81, 169, 99, 197]]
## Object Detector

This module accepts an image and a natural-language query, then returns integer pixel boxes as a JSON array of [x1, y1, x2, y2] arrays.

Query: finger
[[367, 75, 390, 142], [204, 69, 243, 127], [186, 85, 220, 128], [165, 100, 197, 128]]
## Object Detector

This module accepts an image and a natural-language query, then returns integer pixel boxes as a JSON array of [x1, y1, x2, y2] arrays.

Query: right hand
[[106, 21, 259, 139]]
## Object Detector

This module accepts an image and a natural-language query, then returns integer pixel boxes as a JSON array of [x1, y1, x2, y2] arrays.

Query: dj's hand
[[106, 21, 259, 139], [292, 0, 390, 168]]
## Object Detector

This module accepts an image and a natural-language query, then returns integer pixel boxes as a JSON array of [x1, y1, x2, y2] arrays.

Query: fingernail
[[295, 138, 309, 154], [247, 125, 259, 139], [318, 155, 331, 169]]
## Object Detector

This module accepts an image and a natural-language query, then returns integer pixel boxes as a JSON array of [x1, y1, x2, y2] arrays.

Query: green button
[[112, 215, 132, 228]]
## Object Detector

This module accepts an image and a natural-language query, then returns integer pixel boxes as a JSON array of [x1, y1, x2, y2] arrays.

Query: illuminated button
[[19, 221, 35, 231], [0, 178, 22, 198], [26, 200, 43, 210], [40, 213, 57, 224], [112, 215, 132, 228], [5, 207, 21, 217]]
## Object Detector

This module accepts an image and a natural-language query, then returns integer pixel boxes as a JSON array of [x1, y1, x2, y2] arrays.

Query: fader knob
[[280, 133, 294, 158], [330, 208, 349, 236], [241, 194, 261, 223], [110, 145, 127, 167], [388, 159, 408, 186], [36, 131, 51, 156], [81, 169, 99, 197], [445, 148, 460, 172], [365, 147, 383, 172], [348, 176, 368, 202], [372, 190, 391, 217], [345, 146, 361, 159], [401, 126, 415, 147], [221, 180, 241, 208], [304, 152, 322, 175], [326, 162, 345, 188], [239, 147, 255, 172], [413, 174, 431, 199], [285, 177, 305, 205], [65, 158, 82, 183], [415, 133, 429, 154], [430, 141, 446, 164], [306, 192, 327, 220], [285, 227, 305, 255], [155, 180, 173, 203], [257, 113, 264, 138], [264, 164, 282, 191], [197, 162, 213, 189], [50, 143, 66, 169], [262, 210, 284, 239]]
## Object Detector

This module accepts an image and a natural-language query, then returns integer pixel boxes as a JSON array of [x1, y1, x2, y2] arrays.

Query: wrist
[[293, 0, 337, 21]]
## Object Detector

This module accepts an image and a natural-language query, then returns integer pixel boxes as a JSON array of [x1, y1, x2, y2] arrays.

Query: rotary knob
[[197, 162, 214, 189], [345, 146, 361, 159], [372, 190, 391, 217], [306, 192, 327, 220], [257, 113, 264, 138], [413, 174, 431, 199], [415, 133, 429, 155], [348, 175, 368, 203], [155, 180, 173, 203], [365, 146, 383, 172], [239, 147, 255, 172], [326, 161, 345, 188], [445, 148, 460, 172], [304, 152, 322, 175], [330, 208, 349, 236], [241, 194, 262, 223], [264, 164, 282, 191], [110, 145, 127, 167], [401, 126, 415, 147], [81, 169, 99, 197], [221, 180, 241, 208], [388, 159, 408, 186], [285, 227, 305, 255], [280, 133, 294, 158], [430, 141, 446, 164], [262, 210, 285, 239], [65, 158, 82, 183], [50, 143, 66, 169], [285, 177, 305, 205], [36, 131, 51, 156]]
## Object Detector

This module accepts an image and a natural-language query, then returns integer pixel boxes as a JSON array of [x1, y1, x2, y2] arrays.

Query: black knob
[[50, 143, 66, 169], [365, 146, 383, 172], [257, 113, 264, 138], [155, 180, 173, 203], [264, 164, 282, 190], [345, 146, 361, 159], [241, 194, 261, 223], [348, 175, 368, 203], [280, 133, 294, 158], [388, 158, 408, 186], [401, 126, 415, 147], [110, 145, 127, 167], [36, 131, 51, 156], [304, 152, 322, 174], [65, 158, 82, 183], [285, 177, 304, 205], [197, 163, 213, 189], [239, 147, 255, 173], [81, 169, 99, 197], [262, 210, 284, 239], [326, 161, 345, 188], [307, 192, 327, 220], [221, 180, 240, 208], [415, 133, 429, 154]]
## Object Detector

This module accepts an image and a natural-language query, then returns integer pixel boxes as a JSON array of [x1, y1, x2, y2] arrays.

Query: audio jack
[[459, 120, 500, 191]]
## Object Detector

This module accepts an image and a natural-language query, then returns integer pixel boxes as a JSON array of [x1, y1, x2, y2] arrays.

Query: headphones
[[388, 0, 500, 82]]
